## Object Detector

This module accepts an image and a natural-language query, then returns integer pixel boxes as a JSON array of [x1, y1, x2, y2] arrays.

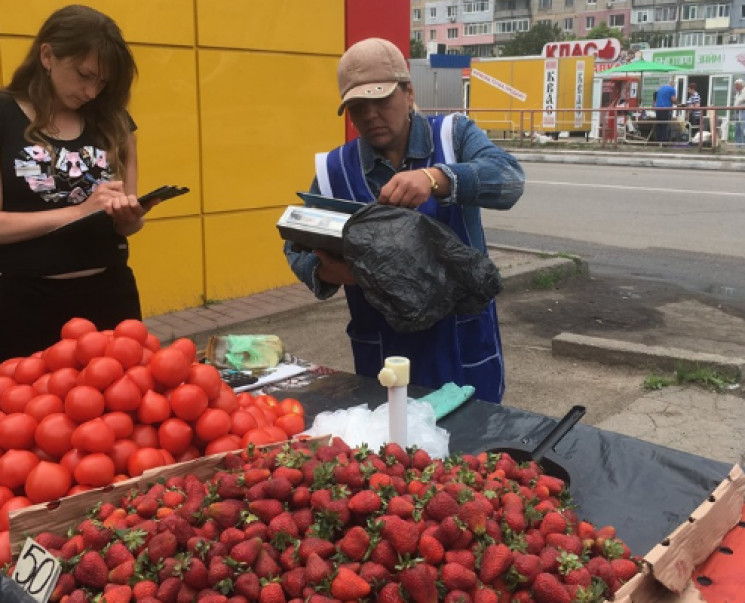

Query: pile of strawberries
[[4, 436, 641, 603]]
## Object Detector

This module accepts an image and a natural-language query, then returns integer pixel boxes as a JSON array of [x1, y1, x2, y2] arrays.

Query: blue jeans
[[735, 111, 744, 144]]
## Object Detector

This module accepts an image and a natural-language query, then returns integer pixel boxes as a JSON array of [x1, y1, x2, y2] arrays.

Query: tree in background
[[586, 21, 629, 49], [500, 22, 563, 57], [410, 38, 426, 58]]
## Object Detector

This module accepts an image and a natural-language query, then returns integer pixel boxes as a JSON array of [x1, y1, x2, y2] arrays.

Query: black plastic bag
[[0, 575, 37, 603], [342, 203, 502, 333]]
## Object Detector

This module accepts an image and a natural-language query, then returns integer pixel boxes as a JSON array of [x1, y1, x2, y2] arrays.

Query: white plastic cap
[[377, 356, 410, 387]]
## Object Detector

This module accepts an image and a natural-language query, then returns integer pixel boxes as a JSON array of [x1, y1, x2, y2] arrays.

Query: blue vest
[[316, 115, 504, 403]]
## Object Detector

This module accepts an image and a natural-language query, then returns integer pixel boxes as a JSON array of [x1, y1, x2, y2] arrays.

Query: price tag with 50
[[11, 538, 61, 603]]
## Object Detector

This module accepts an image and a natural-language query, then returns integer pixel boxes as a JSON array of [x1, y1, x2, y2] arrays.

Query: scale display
[[276, 206, 351, 255]]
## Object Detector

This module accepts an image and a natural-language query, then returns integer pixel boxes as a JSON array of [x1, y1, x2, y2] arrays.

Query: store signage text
[[542, 39, 621, 62]]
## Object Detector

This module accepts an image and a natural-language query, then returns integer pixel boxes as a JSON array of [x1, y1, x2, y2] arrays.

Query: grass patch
[[644, 365, 740, 393]]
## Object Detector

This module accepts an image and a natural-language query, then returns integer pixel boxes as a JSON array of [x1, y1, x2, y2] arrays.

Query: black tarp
[[273, 372, 731, 557]]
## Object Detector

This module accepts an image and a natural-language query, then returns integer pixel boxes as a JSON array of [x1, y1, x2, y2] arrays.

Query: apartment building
[[417, 0, 745, 54]]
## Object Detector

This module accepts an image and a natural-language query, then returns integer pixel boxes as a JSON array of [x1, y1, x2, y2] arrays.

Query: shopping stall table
[[271, 371, 732, 557]]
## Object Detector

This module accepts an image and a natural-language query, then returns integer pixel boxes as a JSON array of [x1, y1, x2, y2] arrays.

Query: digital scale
[[276, 192, 366, 255]]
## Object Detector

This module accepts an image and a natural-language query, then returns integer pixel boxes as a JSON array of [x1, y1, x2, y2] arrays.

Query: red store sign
[[542, 39, 621, 62]]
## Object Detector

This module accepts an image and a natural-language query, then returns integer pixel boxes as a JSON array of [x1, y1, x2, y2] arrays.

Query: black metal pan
[[484, 405, 586, 486]]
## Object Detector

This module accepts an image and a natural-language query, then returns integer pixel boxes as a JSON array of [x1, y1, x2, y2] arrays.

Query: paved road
[[483, 162, 745, 306]]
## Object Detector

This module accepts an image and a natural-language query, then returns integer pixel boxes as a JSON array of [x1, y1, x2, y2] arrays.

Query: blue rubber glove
[[417, 382, 475, 420]]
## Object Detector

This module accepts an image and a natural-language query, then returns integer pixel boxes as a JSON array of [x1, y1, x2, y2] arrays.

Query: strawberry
[[230, 536, 263, 566], [334, 462, 366, 489], [611, 558, 639, 582], [73, 551, 108, 590], [254, 547, 281, 579], [473, 585, 500, 603], [196, 592, 227, 603], [207, 499, 247, 529], [348, 489, 382, 515], [101, 585, 132, 603], [577, 520, 596, 541], [35, 531, 68, 551], [77, 519, 112, 551], [264, 476, 293, 501], [243, 520, 268, 541], [412, 447, 432, 471], [532, 572, 571, 603], [279, 544, 301, 571], [445, 549, 476, 570], [214, 472, 247, 499], [50, 572, 75, 602], [135, 496, 159, 518], [330, 566, 371, 599], [147, 530, 178, 561], [425, 491, 460, 521], [511, 553, 542, 585], [458, 500, 488, 534], [157, 575, 182, 603], [207, 558, 234, 587], [359, 561, 392, 584], [132, 580, 158, 600], [545, 533, 583, 556], [272, 466, 304, 486], [249, 499, 285, 523], [388, 495, 415, 519], [564, 567, 591, 587], [280, 567, 307, 598], [233, 572, 261, 599], [61, 589, 88, 603], [267, 512, 300, 540], [337, 525, 371, 561], [382, 515, 420, 554], [586, 556, 615, 586], [108, 559, 135, 584], [479, 543, 512, 583], [291, 485, 311, 508], [419, 533, 445, 565], [434, 515, 463, 547], [382, 442, 410, 467], [441, 562, 478, 591], [370, 538, 398, 571], [539, 511, 567, 536], [443, 590, 471, 602], [538, 546, 561, 573], [104, 542, 134, 569], [398, 563, 438, 603], [218, 526, 246, 551], [183, 556, 209, 591], [502, 506, 527, 533], [297, 537, 336, 562], [305, 552, 333, 584], [378, 581, 407, 603], [162, 489, 186, 508]]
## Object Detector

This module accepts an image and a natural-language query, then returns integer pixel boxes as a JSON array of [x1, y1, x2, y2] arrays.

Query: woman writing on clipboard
[[0, 5, 156, 360]]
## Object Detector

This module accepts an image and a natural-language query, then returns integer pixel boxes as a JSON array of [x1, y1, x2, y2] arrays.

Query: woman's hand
[[314, 250, 356, 285], [82, 181, 146, 235], [378, 168, 448, 208]]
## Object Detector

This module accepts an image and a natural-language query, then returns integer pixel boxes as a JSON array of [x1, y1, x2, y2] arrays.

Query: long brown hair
[[5, 4, 137, 177]]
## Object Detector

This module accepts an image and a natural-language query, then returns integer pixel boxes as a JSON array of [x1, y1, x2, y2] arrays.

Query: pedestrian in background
[[733, 79, 745, 145], [285, 38, 525, 403], [684, 82, 701, 139], [0, 5, 154, 360], [654, 80, 677, 143]]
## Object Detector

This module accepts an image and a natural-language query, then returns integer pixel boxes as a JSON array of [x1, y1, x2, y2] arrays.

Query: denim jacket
[[285, 112, 525, 300]]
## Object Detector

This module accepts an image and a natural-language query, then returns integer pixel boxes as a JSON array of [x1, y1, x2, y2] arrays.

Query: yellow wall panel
[[0, 39, 31, 86], [129, 45, 201, 218], [197, 0, 343, 54], [129, 217, 205, 315], [199, 49, 343, 213], [0, 0, 194, 47], [203, 209, 295, 301]]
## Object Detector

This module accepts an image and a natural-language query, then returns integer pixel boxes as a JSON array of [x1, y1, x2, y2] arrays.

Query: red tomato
[[229, 409, 259, 437], [125, 365, 154, 394], [100, 412, 134, 439], [60, 317, 97, 340], [204, 434, 242, 455], [67, 485, 93, 495], [47, 368, 80, 399], [0, 486, 13, 509], [144, 333, 162, 353], [209, 382, 239, 414], [13, 357, 47, 385], [149, 348, 191, 388], [77, 356, 124, 391], [158, 418, 193, 456], [24, 461, 72, 504], [159, 449, 175, 465], [241, 428, 275, 448], [43, 339, 80, 371], [0, 413, 38, 449], [0, 376, 15, 399], [59, 448, 86, 476], [245, 405, 269, 428], [0, 496, 32, 531], [236, 391, 255, 408], [105, 336, 143, 369], [130, 424, 159, 449], [31, 446, 57, 462], [0, 358, 20, 378], [170, 338, 197, 363], [187, 364, 222, 400], [113, 319, 149, 345], [274, 412, 305, 438], [253, 394, 279, 408], [24, 394, 64, 423], [74, 330, 111, 365], [71, 418, 116, 453], [262, 424, 289, 443], [74, 453, 115, 487], [109, 439, 138, 475], [64, 385, 105, 422], [137, 390, 171, 424], [169, 384, 208, 421], [0, 450, 39, 490], [279, 397, 305, 417], [255, 402, 279, 424], [0, 384, 35, 413], [35, 413, 77, 459], [174, 445, 200, 463], [32, 372, 51, 394], [103, 375, 142, 412], [195, 408, 231, 442], [127, 447, 165, 477]]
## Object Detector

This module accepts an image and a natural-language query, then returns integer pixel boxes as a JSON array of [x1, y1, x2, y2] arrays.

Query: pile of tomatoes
[[0, 317, 306, 554]]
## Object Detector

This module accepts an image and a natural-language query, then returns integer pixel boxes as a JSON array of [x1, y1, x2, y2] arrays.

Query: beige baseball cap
[[337, 38, 411, 115]]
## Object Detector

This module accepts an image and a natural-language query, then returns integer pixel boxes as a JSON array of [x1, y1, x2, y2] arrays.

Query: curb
[[511, 151, 745, 172], [552, 332, 745, 380]]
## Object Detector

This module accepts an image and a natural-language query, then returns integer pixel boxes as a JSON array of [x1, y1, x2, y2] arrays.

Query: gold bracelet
[[420, 168, 439, 191]]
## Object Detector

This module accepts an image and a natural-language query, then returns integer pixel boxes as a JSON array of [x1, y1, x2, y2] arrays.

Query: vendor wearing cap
[[284, 37, 525, 404]]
